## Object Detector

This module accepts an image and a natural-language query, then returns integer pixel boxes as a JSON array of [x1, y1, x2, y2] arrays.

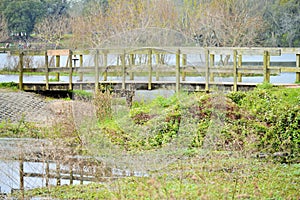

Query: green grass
[[14, 155, 300, 199], [0, 119, 43, 138], [0, 82, 18, 90], [5, 86, 300, 199]]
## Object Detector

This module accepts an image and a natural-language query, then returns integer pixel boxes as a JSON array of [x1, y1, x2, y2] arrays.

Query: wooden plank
[[9, 50, 45, 56], [237, 48, 281, 56], [47, 49, 71, 56], [74, 67, 95, 73], [280, 67, 300, 73], [48, 67, 70, 72], [209, 48, 281, 56], [280, 48, 300, 54], [8, 47, 300, 56]]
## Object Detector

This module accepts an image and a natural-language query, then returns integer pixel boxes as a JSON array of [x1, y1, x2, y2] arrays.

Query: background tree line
[[0, 0, 299, 48]]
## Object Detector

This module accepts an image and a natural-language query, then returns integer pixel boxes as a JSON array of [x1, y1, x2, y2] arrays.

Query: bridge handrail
[[14, 47, 300, 92]]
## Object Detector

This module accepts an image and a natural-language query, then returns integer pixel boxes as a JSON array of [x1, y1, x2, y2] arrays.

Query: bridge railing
[[11, 47, 300, 92]]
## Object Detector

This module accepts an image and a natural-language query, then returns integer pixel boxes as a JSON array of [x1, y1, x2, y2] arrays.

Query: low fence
[[8, 47, 300, 92]]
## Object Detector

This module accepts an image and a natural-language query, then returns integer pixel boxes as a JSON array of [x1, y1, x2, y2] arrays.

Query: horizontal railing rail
[[8, 47, 300, 92]]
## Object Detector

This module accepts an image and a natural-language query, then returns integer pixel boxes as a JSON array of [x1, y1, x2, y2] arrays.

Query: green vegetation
[[15, 154, 300, 199], [94, 87, 299, 160], [0, 82, 18, 90], [6, 86, 300, 199], [0, 118, 43, 138], [72, 89, 93, 99], [0, 0, 69, 35]]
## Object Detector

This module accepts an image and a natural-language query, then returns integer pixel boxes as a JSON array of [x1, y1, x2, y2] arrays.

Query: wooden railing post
[[55, 55, 60, 81], [209, 54, 215, 81], [95, 50, 100, 92], [155, 54, 160, 81], [130, 54, 135, 80], [103, 52, 108, 81], [233, 50, 238, 92], [176, 49, 181, 93], [56, 162, 61, 186], [263, 50, 270, 83], [45, 161, 50, 187], [182, 54, 187, 81], [121, 51, 126, 90], [79, 54, 83, 82], [19, 52, 24, 90], [80, 163, 84, 184], [69, 51, 73, 90], [296, 54, 300, 83], [70, 164, 74, 185], [238, 54, 242, 82], [205, 49, 210, 92], [148, 49, 152, 90], [45, 52, 49, 90]]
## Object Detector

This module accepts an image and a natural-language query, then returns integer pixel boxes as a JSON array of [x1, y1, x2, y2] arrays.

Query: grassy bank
[[16, 154, 300, 199], [6, 84, 300, 199]]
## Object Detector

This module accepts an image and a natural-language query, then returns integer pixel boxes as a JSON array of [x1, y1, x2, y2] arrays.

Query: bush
[[0, 82, 18, 90], [239, 87, 300, 158]]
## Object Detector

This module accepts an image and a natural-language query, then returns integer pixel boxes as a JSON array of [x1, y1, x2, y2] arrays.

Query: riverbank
[[1, 85, 300, 199]]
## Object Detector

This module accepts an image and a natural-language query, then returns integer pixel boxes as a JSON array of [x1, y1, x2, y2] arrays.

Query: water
[[0, 137, 149, 195], [0, 160, 88, 194]]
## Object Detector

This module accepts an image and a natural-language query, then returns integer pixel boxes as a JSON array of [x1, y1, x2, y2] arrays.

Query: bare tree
[[71, 0, 184, 48], [264, 0, 300, 47], [34, 15, 70, 49], [0, 14, 9, 43], [188, 0, 266, 47]]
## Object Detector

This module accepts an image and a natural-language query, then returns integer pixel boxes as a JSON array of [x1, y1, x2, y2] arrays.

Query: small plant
[[257, 82, 274, 89], [72, 90, 93, 101], [49, 77, 59, 82], [93, 90, 112, 121], [0, 82, 18, 90], [227, 91, 246, 105]]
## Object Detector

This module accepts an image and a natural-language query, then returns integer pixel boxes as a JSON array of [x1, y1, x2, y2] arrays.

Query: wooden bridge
[[7, 47, 300, 93]]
